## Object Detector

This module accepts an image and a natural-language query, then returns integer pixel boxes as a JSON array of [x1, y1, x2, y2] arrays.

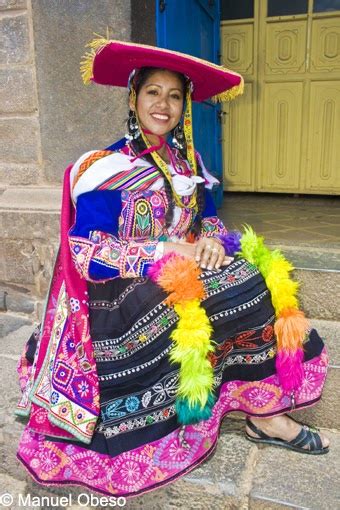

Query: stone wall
[[0, 0, 133, 315], [0, 0, 40, 186]]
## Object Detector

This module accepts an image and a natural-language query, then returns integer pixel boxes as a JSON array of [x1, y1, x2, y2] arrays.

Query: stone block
[[0, 186, 61, 211], [249, 499, 299, 509], [249, 430, 340, 510], [0, 473, 27, 509], [0, 0, 27, 9], [24, 477, 99, 510], [0, 68, 37, 113], [295, 268, 340, 322], [0, 312, 31, 337], [31, 0, 131, 183], [4, 292, 35, 315], [0, 208, 60, 240], [131, 0, 156, 44], [0, 322, 33, 354], [0, 291, 5, 311], [311, 318, 340, 365], [0, 355, 28, 481], [0, 163, 40, 185], [0, 239, 57, 294], [0, 281, 37, 314], [1, 419, 28, 483], [0, 118, 39, 164], [0, 13, 30, 64]]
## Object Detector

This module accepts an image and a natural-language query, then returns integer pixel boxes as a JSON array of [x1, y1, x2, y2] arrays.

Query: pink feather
[[147, 252, 180, 282], [275, 348, 304, 392]]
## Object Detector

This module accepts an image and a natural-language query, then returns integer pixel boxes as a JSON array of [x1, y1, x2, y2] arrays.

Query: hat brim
[[81, 38, 244, 103]]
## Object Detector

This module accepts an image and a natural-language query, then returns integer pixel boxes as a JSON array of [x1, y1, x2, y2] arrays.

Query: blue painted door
[[156, 0, 223, 206]]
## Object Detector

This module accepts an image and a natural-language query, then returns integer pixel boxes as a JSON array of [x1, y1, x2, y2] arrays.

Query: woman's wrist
[[154, 241, 165, 260], [162, 241, 177, 256]]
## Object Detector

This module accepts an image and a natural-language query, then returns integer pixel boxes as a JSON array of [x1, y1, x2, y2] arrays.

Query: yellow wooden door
[[221, 0, 340, 194]]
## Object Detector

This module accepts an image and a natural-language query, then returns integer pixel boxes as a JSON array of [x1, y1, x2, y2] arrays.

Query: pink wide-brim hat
[[81, 37, 244, 103]]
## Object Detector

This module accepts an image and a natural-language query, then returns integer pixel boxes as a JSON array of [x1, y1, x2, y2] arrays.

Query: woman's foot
[[245, 414, 330, 454]]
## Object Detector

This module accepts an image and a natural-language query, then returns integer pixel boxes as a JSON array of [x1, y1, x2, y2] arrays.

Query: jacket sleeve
[[200, 189, 228, 239], [68, 190, 159, 282]]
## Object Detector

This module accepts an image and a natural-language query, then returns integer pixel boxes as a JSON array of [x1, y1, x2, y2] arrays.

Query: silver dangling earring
[[125, 111, 140, 140], [172, 123, 185, 150]]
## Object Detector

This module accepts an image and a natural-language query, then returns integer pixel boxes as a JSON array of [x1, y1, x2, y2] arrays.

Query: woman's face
[[130, 69, 184, 139]]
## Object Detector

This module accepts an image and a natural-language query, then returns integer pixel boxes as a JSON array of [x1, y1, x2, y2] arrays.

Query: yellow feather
[[80, 34, 110, 85], [211, 77, 244, 103]]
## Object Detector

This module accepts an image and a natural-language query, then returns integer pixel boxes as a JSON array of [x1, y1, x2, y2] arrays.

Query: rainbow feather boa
[[148, 227, 307, 425], [148, 253, 216, 424]]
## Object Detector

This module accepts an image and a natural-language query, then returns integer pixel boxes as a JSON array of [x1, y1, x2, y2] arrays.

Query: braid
[[175, 141, 205, 239], [190, 163, 205, 239]]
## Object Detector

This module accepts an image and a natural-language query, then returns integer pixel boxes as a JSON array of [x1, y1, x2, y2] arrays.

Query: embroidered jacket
[[69, 139, 228, 281]]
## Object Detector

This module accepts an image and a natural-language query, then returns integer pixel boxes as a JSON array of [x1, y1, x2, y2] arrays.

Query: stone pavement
[[0, 314, 339, 510]]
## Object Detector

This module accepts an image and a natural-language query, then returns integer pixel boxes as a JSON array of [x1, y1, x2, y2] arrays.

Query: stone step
[[1, 318, 339, 508], [1, 418, 339, 510], [0, 188, 60, 297], [0, 188, 339, 317], [1, 313, 339, 436], [292, 318, 340, 432], [281, 245, 340, 323], [0, 261, 339, 325]]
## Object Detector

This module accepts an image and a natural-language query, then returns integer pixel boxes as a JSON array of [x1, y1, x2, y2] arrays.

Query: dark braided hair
[[127, 67, 205, 237]]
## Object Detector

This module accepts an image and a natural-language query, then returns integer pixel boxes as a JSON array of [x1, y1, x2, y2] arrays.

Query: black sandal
[[245, 416, 329, 455]]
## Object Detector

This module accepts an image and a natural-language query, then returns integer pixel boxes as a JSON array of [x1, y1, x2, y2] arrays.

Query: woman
[[15, 38, 329, 498]]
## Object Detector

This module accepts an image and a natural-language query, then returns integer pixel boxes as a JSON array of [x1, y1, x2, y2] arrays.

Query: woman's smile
[[150, 112, 171, 122]]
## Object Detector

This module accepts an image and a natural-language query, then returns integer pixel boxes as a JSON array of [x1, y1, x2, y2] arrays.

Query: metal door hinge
[[159, 0, 166, 13], [217, 110, 227, 124]]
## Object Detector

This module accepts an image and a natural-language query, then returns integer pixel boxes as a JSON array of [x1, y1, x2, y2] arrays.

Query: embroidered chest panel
[[118, 189, 195, 241]]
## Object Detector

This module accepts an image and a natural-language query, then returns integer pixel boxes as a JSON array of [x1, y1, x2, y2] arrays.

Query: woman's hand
[[163, 239, 234, 270], [194, 237, 232, 270], [163, 241, 196, 260]]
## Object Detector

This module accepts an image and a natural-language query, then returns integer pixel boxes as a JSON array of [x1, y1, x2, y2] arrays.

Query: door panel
[[224, 83, 254, 189], [310, 18, 340, 72], [221, 17, 256, 191], [221, 23, 254, 74], [260, 83, 303, 191], [221, 0, 340, 194], [306, 81, 340, 191], [265, 20, 307, 75]]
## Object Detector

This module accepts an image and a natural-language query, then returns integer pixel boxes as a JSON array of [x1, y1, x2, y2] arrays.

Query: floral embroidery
[[119, 189, 167, 241], [39, 449, 59, 472], [201, 216, 228, 238], [125, 396, 140, 413], [97, 405, 176, 438], [77, 380, 90, 398], [120, 460, 142, 485], [17, 349, 328, 496], [93, 306, 177, 361], [69, 297, 80, 313]]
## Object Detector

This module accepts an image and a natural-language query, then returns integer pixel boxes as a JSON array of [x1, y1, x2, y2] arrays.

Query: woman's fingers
[[207, 246, 221, 270], [195, 239, 227, 269], [200, 245, 213, 268], [222, 256, 234, 266], [195, 239, 205, 263], [215, 248, 226, 269], [195, 239, 210, 267]]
